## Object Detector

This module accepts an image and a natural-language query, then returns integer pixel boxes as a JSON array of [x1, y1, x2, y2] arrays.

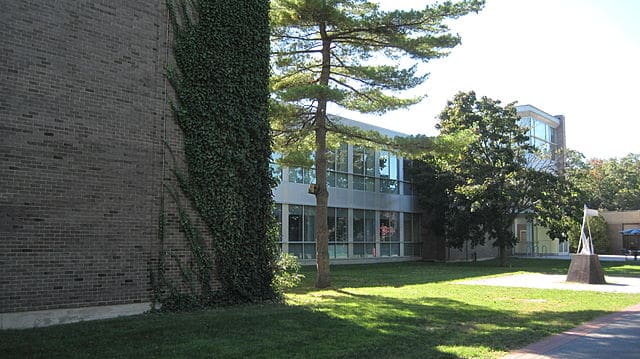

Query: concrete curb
[[0, 302, 152, 330]]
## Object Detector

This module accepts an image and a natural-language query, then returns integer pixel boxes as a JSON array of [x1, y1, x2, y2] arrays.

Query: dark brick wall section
[[0, 1, 171, 312]]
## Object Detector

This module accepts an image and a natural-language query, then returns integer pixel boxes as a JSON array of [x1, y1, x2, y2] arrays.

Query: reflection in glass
[[289, 168, 304, 184], [353, 146, 364, 174], [336, 173, 348, 188], [270, 153, 283, 181], [336, 143, 349, 172], [303, 206, 315, 242], [365, 148, 375, 176], [288, 205, 302, 242], [288, 243, 302, 258], [274, 204, 282, 240], [353, 175, 364, 191], [328, 143, 349, 189], [303, 243, 316, 259], [336, 208, 348, 242]]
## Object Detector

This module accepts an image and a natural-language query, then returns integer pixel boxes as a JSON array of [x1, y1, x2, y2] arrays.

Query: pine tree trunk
[[314, 20, 332, 288], [315, 122, 330, 288]]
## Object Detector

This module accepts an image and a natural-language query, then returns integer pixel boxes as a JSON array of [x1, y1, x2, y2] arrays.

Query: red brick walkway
[[503, 303, 640, 358]]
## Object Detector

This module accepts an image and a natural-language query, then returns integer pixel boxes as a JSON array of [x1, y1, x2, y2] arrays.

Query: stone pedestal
[[566, 254, 606, 284]]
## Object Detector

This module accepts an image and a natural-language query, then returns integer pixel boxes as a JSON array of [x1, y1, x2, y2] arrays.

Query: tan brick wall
[[601, 211, 640, 253]]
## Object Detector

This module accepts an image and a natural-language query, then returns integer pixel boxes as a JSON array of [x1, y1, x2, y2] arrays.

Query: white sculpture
[[577, 205, 599, 255]]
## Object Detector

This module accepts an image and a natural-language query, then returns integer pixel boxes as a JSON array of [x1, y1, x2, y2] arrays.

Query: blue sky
[[330, 0, 640, 159]]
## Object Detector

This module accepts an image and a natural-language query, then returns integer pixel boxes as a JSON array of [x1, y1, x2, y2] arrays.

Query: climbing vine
[[158, 0, 278, 307]]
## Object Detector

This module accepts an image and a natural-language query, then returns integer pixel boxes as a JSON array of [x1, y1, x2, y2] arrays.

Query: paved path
[[460, 273, 640, 293], [503, 303, 640, 358], [459, 272, 640, 357]]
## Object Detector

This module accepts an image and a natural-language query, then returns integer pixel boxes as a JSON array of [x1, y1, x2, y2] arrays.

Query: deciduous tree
[[567, 153, 640, 211], [419, 91, 570, 266]]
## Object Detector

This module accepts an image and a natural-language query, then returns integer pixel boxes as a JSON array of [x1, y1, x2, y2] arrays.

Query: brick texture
[[0, 1, 209, 313]]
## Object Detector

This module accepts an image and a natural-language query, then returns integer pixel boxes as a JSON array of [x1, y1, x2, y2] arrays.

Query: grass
[[2, 258, 640, 358]]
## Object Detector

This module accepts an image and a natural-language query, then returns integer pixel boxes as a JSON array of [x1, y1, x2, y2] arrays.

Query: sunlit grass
[[2, 258, 640, 358]]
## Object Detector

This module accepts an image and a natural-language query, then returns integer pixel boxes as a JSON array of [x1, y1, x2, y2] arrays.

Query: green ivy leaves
[[159, 0, 278, 308]]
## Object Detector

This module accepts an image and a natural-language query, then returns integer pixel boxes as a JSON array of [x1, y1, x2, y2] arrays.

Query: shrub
[[273, 253, 305, 292]]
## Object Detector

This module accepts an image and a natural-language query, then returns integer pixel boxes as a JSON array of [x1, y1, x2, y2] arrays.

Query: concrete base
[[566, 254, 606, 284], [0, 302, 151, 330]]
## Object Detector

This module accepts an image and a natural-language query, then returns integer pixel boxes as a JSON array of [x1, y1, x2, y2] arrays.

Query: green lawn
[[2, 259, 640, 359]]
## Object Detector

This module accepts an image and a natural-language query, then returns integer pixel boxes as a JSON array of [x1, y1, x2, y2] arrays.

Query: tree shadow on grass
[[0, 293, 611, 359], [292, 261, 517, 292], [304, 289, 609, 358], [505, 258, 640, 278], [291, 259, 640, 293], [4, 259, 636, 358]]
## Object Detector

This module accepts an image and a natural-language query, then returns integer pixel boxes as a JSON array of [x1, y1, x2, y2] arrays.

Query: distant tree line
[[566, 152, 640, 211]]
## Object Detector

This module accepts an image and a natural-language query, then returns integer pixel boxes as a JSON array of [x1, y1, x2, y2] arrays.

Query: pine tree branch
[[328, 17, 438, 40], [272, 33, 321, 41], [330, 67, 400, 91], [272, 65, 321, 82], [326, 123, 396, 148], [272, 49, 324, 55], [328, 77, 376, 102]]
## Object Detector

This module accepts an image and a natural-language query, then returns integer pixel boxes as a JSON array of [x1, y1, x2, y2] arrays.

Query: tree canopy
[[566, 152, 640, 211], [270, 0, 484, 287], [413, 91, 572, 265]]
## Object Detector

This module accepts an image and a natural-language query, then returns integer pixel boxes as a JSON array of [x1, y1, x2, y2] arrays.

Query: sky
[[329, 0, 640, 159]]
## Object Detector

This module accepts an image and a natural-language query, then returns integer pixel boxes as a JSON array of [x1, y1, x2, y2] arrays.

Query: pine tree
[[271, 0, 484, 287]]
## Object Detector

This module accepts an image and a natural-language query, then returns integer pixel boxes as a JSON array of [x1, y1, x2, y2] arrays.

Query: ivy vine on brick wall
[[158, 0, 277, 307]]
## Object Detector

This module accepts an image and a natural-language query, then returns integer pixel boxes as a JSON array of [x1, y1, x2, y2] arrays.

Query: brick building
[[601, 210, 640, 254], [0, 1, 571, 329], [1, 1, 178, 328]]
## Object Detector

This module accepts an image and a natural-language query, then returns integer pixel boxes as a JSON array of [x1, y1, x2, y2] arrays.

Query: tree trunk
[[499, 244, 508, 266], [421, 210, 446, 261], [315, 120, 330, 288], [314, 20, 332, 288]]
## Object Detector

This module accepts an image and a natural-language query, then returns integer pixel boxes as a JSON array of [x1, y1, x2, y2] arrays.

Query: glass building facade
[[511, 105, 568, 257], [272, 119, 422, 262], [519, 116, 557, 156]]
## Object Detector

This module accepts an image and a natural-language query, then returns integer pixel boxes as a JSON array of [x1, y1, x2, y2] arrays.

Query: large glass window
[[271, 153, 283, 182], [327, 143, 348, 188], [353, 209, 376, 257], [304, 206, 316, 242], [288, 205, 316, 259], [353, 175, 375, 192], [402, 159, 414, 195], [288, 153, 316, 184], [288, 205, 302, 257], [379, 150, 398, 193], [379, 211, 399, 256], [352, 146, 376, 192], [288, 167, 316, 184], [328, 207, 349, 258], [518, 116, 532, 131], [521, 117, 557, 157], [533, 119, 547, 141], [403, 213, 422, 257], [533, 138, 550, 154], [274, 204, 282, 242]]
